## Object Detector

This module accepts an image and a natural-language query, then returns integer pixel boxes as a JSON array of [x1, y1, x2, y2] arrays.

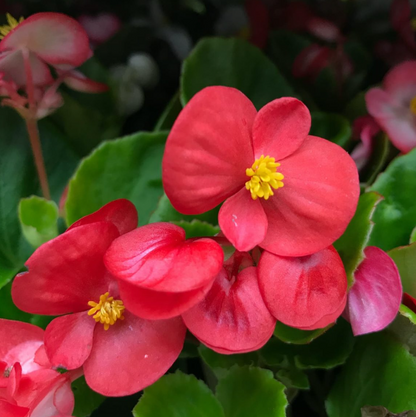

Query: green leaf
[[263, 319, 354, 370], [276, 368, 310, 390], [410, 227, 416, 244], [154, 92, 182, 132], [310, 112, 352, 149], [133, 371, 225, 417], [326, 332, 416, 417], [18, 196, 59, 248], [72, 376, 105, 417], [0, 281, 32, 322], [273, 321, 328, 344], [387, 305, 416, 356], [173, 220, 219, 239], [0, 107, 78, 289], [369, 148, 416, 250], [181, 37, 293, 110], [334, 192, 383, 286], [216, 366, 288, 417], [65, 131, 168, 226], [388, 243, 416, 298], [149, 193, 219, 225], [361, 406, 416, 417], [199, 345, 258, 379]]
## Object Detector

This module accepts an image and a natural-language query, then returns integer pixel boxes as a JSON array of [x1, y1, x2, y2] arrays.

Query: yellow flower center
[[0, 14, 24, 39], [88, 292, 125, 331], [410, 96, 416, 116], [245, 155, 284, 200]]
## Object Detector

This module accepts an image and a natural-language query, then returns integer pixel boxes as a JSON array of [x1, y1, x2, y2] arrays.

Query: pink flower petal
[[44, 313, 96, 370], [260, 136, 360, 256], [366, 87, 416, 153], [0, 12, 91, 67], [383, 61, 416, 105], [62, 70, 109, 93], [118, 279, 212, 320], [252, 97, 311, 160], [12, 223, 119, 315], [84, 312, 185, 396], [68, 199, 137, 235], [258, 246, 348, 330], [182, 266, 275, 353], [163, 86, 256, 214], [105, 223, 224, 293], [218, 188, 268, 252], [0, 319, 44, 374], [0, 401, 28, 417], [345, 246, 402, 336]]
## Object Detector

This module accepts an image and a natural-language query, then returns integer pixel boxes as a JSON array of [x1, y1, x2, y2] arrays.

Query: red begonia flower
[[343, 246, 402, 336], [258, 246, 348, 330], [104, 222, 224, 320], [163, 87, 359, 257], [12, 200, 186, 396], [366, 61, 416, 153], [182, 251, 276, 353]]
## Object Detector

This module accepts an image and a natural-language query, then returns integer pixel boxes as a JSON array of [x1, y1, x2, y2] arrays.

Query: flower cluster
[[8, 86, 404, 398]]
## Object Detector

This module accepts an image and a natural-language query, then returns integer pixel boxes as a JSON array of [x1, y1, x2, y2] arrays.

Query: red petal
[[0, 319, 44, 374], [258, 246, 348, 330], [218, 188, 268, 252], [292, 44, 331, 80], [84, 312, 185, 396], [0, 401, 28, 417], [345, 246, 402, 336], [163, 86, 256, 214], [68, 199, 138, 235], [12, 223, 119, 315], [105, 223, 224, 293], [44, 313, 95, 370], [252, 97, 310, 161], [403, 293, 416, 313], [183, 266, 275, 353], [0, 12, 91, 67], [62, 70, 109, 93], [0, 50, 52, 87], [260, 136, 360, 256], [119, 279, 212, 320]]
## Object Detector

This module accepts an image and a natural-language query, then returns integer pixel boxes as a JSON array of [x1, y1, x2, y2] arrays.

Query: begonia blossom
[[343, 246, 402, 336], [12, 200, 186, 396], [366, 60, 416, 153], [258, 246, 348, 330], [182, 250, 276, 354], [163, 86, 359, 257], [104, 222, 225, 320]]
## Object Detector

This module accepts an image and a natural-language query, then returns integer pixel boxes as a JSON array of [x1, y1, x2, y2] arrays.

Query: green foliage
[[65, 131, 168, 226], [181, 37, 294, 109], [389, 243, 416, 298], [72, 377, 105, 417], [334, 192, 383, 286], [369, 148, 416, 250], [326, 332, 416, 417], [274, 321, 328, 344], [133, 372, 225, 417], [310, 112, 352, 149], [18, 196, 59, 248]]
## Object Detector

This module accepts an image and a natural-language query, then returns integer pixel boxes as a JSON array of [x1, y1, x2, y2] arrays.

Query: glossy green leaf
[[334, 192, 383, 286], [0, 107, 78, 289], [369, 148, 416, 250], [263, 320, 354, 370], [66, 131, 168, 226], [388, 243, 416, 298], [154, 92, 182, 131], [72, 377, 105, 417], [0, 282, 32, 322], [388, 305, 416, 356], [276, 368, 310, 390], [133, 371, 225, 417], [18, 196, 59, 248], [149, 193, 219, 225], [216, 366, 288, 417], [199, 345, 258, 378], [173, 220, 219, 239], [326, 332, 416, 417], [410, 227, 416, 244], [181, 37, 293, 109], [310, 112, 352, 149], [273, 321, 328, 344]]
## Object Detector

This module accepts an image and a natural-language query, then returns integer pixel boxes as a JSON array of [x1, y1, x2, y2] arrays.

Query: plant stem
[[22, 48, 51, 200]]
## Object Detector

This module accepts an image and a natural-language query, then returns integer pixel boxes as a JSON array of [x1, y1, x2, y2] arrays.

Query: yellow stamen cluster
[[245, 155, 284, 200], [410, 96, 416, 116], [88, 292, 125, 331], [0, 14, 24, 39]]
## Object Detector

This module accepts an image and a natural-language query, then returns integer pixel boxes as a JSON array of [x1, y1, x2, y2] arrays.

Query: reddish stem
[[22, 48, 51, 200]]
